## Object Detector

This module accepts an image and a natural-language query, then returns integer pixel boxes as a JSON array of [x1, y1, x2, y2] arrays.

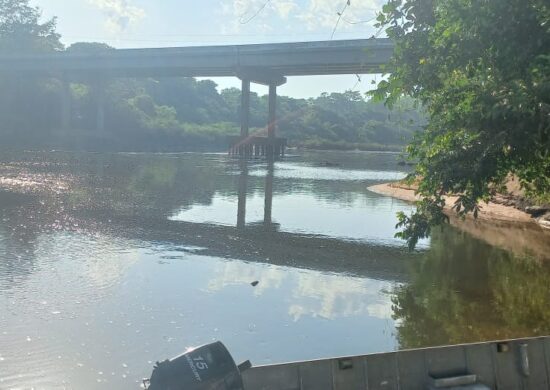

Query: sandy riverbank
[[369, 183, 534, 223], [369, 182, 550, 260]]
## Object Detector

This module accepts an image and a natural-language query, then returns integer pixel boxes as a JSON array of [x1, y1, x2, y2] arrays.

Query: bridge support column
[[239, 79, 251, 157], [267, 83, 277, 160], [240, 79, 250, 137], [268, 84, 277, 139], [61, 77, 72, 131]]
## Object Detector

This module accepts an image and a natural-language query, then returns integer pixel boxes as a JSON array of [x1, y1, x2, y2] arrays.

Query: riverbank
[[369, 182, 536, 223], [369, 182, 550, 260]]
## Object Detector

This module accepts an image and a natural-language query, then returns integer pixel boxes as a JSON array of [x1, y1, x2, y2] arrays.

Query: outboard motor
[[143, 342, 250, 390]]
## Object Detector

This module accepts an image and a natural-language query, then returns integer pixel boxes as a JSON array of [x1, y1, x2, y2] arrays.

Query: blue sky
[[32, 0, 386, 98]]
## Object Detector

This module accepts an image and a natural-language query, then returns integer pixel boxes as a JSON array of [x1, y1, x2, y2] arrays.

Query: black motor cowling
[[144, 342, 246, 390]]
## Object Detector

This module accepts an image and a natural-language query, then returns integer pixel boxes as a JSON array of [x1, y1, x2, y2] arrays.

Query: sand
[[368, 183, 550, 259], [368, 182, 533, 223]]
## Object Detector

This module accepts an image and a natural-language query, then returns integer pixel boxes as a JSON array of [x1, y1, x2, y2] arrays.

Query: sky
[[32, 0, 386, 98]]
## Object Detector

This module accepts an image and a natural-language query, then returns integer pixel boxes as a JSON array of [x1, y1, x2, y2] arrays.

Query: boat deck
[[242, 336, 550, 389]]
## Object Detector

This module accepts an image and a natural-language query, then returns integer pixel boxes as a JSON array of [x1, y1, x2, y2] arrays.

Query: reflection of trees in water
[[64, 153, 391, 220], [61, 153, 233, 218], [219, 152, 404, 206], [392, 226, 550, 349]]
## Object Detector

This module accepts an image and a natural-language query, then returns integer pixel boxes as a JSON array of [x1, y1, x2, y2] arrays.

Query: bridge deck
[[0, 38, 393, 78]]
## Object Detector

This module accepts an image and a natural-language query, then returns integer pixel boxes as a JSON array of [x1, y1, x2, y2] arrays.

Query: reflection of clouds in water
[[207, 261, 285, 296], [81, 249, 139, 290], [207, 260, 396, 322], [290, 273, 395, 321], [367, 302, 394, 320], [34, 233, 140, 298]]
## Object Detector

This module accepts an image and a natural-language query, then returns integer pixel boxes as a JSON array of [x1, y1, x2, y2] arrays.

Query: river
[[0, 150, 548, 389]]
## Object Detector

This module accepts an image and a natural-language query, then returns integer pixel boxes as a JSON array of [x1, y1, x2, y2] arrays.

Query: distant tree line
[[0, 0, 425, 152]]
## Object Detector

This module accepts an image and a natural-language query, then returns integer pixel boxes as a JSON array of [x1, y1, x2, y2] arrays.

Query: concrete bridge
[[0, 38, 394, 156]]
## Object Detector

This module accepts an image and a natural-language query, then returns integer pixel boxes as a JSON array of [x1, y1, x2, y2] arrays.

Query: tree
[[0, 0, 62, 52], [372, 0, 550, 249], [0, 0, 63, 140], [66, 42, 113, 54]]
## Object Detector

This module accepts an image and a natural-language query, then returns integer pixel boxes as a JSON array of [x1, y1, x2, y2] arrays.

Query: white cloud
[[88, 0, 146, 33], [272, 0, 299, 19]]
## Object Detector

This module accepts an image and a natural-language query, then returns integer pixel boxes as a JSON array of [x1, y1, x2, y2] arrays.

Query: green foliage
[[275, 93, 425, 147], [0, 0, 63, 140], [66, 42, 113, 53], [0, 0, 61, 52], [373, 0, 550, 249], [395, 196, 448, 251]]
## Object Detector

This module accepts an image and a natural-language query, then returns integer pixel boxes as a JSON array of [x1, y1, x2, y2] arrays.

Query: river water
[[0, 151, 548, 389]]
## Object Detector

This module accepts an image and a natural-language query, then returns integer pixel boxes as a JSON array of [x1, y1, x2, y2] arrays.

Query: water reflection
[[173, 158, 423, 246], [248, 163, 406, 181], [263, 162, 274, 229], [206, 259, 395, 322], [0, 151, 549, 390], [237, 160, 277, 231], [237, 160, 247, 229], [393, 226, 550, 350]]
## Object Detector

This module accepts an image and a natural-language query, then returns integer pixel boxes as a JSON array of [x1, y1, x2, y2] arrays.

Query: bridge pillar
[[61, 77, 72, 130], [268, 84, 277, 139], [267, 84, 277, 160], [240, 79, 250, 138]]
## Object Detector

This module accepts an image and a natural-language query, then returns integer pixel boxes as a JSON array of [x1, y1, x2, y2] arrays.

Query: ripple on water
[[0, 331, 67, 389], [0, 230, 146, 389]]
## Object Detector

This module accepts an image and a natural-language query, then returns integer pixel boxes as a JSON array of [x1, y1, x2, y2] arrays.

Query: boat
[[144, 335, 550, 389]]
